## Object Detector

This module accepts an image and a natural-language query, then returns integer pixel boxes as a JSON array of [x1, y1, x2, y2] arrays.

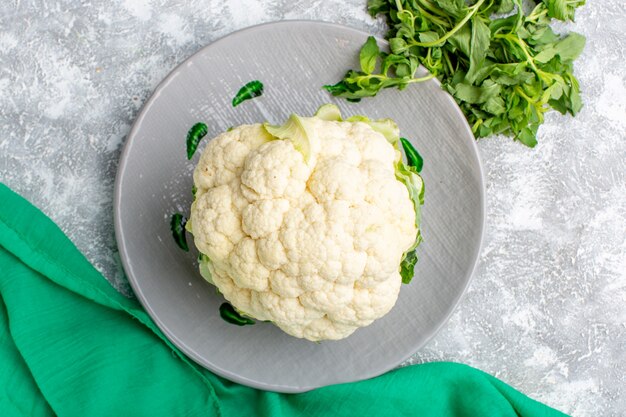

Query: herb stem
[[514, 86, 547, 114], [406, 73, 437, 83], [472, 118, 483, 133], [527, 5, 548, 22], [495, 34, 539, 73], [514, 86, 534, 103], [414, 4, 451, 28], [416, 0, 454, 24], [442, 50, 454, 74], [410, 0, 486, 47], [357, 72, 436, 85]]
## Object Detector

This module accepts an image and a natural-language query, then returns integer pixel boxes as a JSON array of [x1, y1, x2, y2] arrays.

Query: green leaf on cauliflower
[[394, 149, 425, 284], [170, 213, 189, 252], [314, 103, 343, 121], [263, 114, 312, 162], [400, 250, 419, 284], [395, 162, 424, 226], [219, 302, 255, 326], [345, 115, 400, 145], [313, 104, 400, 145], [197, 253, 214, 285]]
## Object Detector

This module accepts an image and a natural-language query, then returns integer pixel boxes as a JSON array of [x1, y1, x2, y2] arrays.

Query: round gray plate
[[114, 20, 485, 393]]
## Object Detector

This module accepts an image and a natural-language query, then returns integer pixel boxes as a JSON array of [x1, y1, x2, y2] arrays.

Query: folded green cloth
[[0, 183, 566, 417]]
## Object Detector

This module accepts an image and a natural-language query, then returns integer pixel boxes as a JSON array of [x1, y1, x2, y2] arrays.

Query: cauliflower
[[188, 104, 424, 341]]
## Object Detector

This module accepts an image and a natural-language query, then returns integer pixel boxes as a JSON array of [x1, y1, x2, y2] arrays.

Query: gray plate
[[114, 20, 485, 393]]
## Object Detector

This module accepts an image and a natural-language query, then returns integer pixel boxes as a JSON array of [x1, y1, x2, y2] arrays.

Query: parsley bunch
[[324, 0, 586, 147]]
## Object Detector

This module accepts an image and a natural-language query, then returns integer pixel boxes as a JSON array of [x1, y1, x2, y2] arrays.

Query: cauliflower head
[[188, 104, 423, 341]]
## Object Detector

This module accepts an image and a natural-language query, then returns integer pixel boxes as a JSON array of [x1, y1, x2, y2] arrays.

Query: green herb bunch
[[324, 0, 586, 147]]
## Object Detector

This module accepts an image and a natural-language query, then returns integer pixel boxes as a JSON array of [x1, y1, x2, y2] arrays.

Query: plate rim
[[114, 19, 486, 393]]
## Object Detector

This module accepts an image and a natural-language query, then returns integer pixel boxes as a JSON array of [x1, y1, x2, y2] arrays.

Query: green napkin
[[0, 183, 567, 417]]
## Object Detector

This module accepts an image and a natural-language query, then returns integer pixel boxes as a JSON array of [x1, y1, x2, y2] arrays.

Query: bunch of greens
[[324, 0, 586, 147]]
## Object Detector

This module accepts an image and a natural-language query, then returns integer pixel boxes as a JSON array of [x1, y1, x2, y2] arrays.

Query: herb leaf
[[542, 0, 585, 21], [170, 213, 189, 251], [465, 16, 491, 83], [326, 0, 586, 147], [186, 122, 208, 160], [359, 36, 380, 74], [232, 80, 264, 107], [219, 302, 255, 326]]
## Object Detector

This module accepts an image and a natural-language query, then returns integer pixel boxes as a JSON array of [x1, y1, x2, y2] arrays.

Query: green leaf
[[483, 96, 506, 115], [263, 114, 312, 162], [323, 80, 350, 96], [542, 79, 565, 102], [489, 15, 518, 36], [432, 0, 465, 18], [170, 213, 189, 252], [453, 81, 501, 104], [346, 115, 400, 144], [546, 0, 568, 21], [548, 96, 568, 114], [314, 103, 343, 121], [448, 24, 471, 57], [418, 31, 440, 44], [517, 126, 538, 147], [360, 36, 380, 74], [495, 0, 515, 14], [219, 302, 255, 326], [568, 75, 583, 115], [400, 137, 424, 172], [395, 161, 425, 226], [489, 65, 534, 86], [389, 38, 409, 54], [198, 253, 214, 285], [553, 32, 586, 62], [400, 250, 418, 284], [367, 0, 389, 16], [466, 17, 491, 84], [542, 0, 585, 21], [185, 122, 208, 160], [382, 54, 411, 76], [232, 80, 264, 107], [394, 152, 425, 285], [394, 62, 411, 78], [529, 26, 559, 46], [534, 33, 585, 64]]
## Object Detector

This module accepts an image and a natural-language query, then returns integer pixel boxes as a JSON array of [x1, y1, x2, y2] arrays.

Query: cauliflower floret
[[194, 124, 272, 191], [241, 140, 310, 201], [189, 109, 420, 341]]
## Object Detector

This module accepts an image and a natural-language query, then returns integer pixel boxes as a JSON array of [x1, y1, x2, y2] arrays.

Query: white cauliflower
[[188, 104, 424, 341]]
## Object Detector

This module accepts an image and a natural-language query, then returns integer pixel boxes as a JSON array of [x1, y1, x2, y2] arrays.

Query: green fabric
[[0, 182, 568, 417]]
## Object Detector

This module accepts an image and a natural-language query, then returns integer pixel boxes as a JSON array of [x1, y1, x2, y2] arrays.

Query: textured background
[[0, 0, 624, 415]]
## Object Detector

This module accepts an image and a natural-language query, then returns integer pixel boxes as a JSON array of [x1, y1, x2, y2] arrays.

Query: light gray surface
[[0, 0, 624, 414], [114, 21, 484, 392]]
